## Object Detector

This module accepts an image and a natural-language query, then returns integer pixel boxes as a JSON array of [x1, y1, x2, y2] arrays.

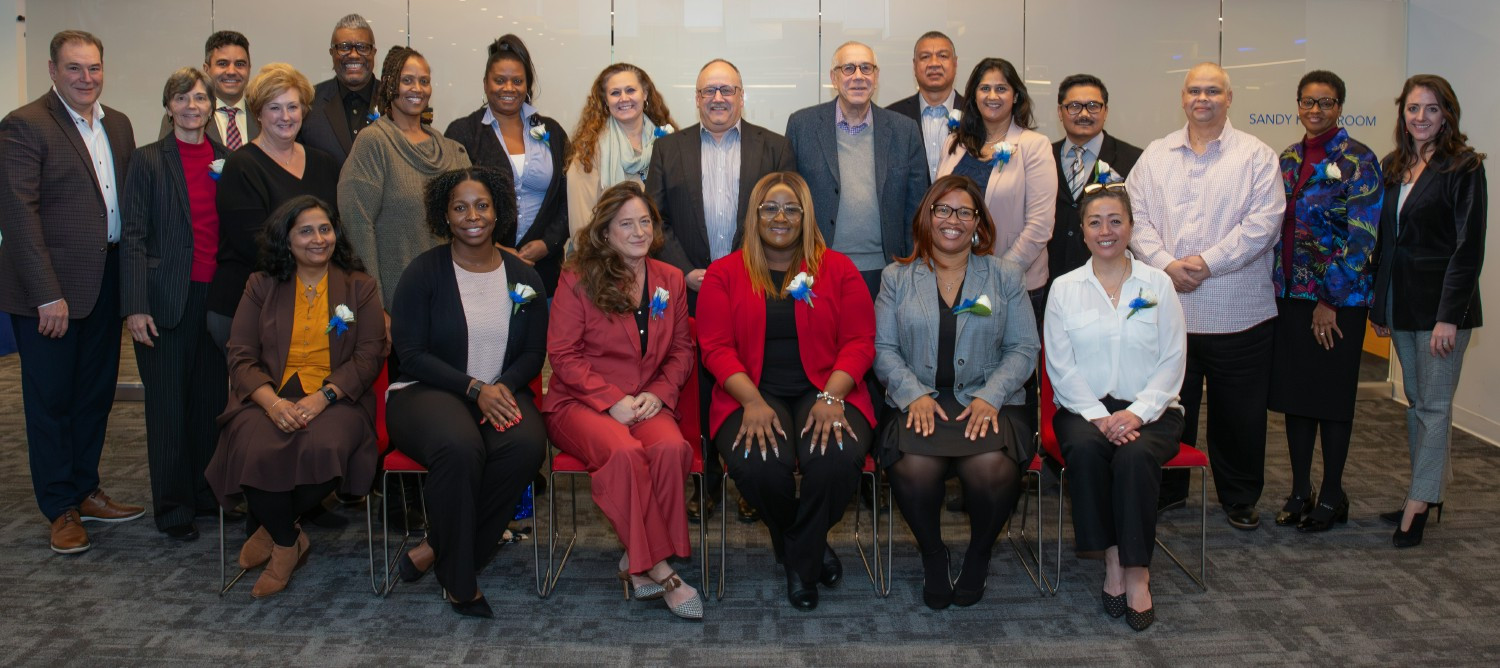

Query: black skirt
[[1267, 297, 1368, 422], [880, 392, 1032, 469]]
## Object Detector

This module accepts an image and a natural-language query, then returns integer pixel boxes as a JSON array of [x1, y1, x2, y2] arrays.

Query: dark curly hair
[[256, 195, 365, 281], [374, 45, 425, 118], [951, 57, 1035, 158], [423, 166, 518, 243], [565, 181, 664, 314]]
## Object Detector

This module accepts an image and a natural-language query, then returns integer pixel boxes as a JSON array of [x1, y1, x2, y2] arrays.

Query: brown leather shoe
[[251, 531, 310, 598], [77, 488, 145, 523], [49, 510, 91, 554], [239, 526, 273, 570]]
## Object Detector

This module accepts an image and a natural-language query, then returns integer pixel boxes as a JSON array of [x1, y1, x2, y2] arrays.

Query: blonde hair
[[739, 172, 826, 298], [245, 62, 314, 118]]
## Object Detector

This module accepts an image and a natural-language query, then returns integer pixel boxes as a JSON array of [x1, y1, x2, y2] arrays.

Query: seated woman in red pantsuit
[[543, 181, 701, 620]]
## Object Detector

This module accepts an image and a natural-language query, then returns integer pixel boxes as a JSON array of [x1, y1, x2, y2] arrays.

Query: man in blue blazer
[[785, 41, 929, 297]]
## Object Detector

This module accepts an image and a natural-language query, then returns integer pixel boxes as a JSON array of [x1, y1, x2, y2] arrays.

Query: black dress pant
[[1161, 320, 1274, 508], [714, 390, 872, 584], [136, 281, 227, 530], [10, 248, 121, 520], [1057, 400, 1183, 567], [386, 383, 547, 601]]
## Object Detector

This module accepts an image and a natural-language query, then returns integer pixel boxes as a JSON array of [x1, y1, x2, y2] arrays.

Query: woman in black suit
[[444, 34, 570, 295], [121, 67, 231, 541], [1371, 74, 1487, 548], [385, 167, 549, 618]]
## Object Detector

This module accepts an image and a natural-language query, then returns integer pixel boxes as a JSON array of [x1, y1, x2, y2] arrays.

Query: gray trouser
[[1390, 328, 1471, 503]]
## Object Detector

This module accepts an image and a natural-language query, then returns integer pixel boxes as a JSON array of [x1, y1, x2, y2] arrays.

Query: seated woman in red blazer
[[543, 181, 701, 620], [697, 171, 878, 612]]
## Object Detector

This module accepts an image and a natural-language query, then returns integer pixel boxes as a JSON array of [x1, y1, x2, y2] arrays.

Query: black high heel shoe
[[1275, 494, 1316, 527], [1393, 505, 1433, 548], [1102, 591, 1127, 618], [920, 548, 954, 611], [952, 552, 990, 607], [397, 550, 430, 583], [1126, 605, 1156, 631], [448, 593, 494, 618], [1296, 495, 1349, 533], [1381, 501, 1443, 525]]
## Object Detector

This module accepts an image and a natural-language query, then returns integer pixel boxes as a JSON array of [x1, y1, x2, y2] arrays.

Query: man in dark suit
[[1048, 74, 1144, 281], [785, 41, 928, 298], [647, 58, 797, 523], [885, 30, 964, 182], [0, 30, 143, 554], [156, 31, 257, 148], [299, 14, 379, 167]]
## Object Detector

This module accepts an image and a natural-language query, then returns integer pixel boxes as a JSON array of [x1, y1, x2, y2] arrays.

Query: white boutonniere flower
[[209, 159, 225, 181], [528, 124, 550, 147], [508, 283, 538, 314], [654, 124, 674, 138], [953, 294, 993, 317], [991, 141, 1014, 173], [947, 109, 963, 131], [326, 303, 356, 335], [1126, 289, 1159, 320], [649, 286, 670, 319], [787, 271, 817, 307], [1321, 161, 1342, 181], [1094, 159, 1124, 184]]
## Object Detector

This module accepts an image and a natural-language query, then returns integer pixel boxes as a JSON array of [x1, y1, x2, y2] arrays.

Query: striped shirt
[[918, 91, 956, 182], [1126, 120, 1284, 334], [700, 123, 741, 261]]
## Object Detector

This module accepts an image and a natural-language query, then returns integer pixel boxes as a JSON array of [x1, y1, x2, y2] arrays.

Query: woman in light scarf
[[564, 63, 678, 243]]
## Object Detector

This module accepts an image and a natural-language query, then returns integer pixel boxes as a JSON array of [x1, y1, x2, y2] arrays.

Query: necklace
[[300, 274, 324, 303], [260, 141, 298, 169]]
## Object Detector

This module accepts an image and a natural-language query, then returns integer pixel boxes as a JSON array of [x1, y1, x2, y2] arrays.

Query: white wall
[[0, 0, 20, 117], [1405, 0, 1500, 445]]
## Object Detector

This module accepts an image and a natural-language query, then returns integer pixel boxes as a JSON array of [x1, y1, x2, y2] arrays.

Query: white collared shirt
[[1044, 258, 1186, 423], [919, 90, 957, 182], [215, 96, 249, 146], [54, 87, 121, 243]]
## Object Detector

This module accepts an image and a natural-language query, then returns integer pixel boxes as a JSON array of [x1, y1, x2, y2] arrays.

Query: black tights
[[1284, 414, 1352, 503], [889, 451, 1021, 590], [243, 480, 339, 547]]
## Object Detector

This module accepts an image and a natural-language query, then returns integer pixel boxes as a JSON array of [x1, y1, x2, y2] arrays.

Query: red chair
[[1010, 350, 1209, 594], [540, 318, 710, 599]]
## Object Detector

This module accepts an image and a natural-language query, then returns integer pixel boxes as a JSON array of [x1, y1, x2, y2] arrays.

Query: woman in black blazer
[[1371, 74, 1487, 548], [444, 34, 570, 295], [385, 167, 549, 618], [121, 67, 232, 541]]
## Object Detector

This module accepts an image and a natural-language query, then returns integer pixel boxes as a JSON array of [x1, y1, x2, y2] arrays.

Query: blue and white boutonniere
[[1314, 160, 1342, 182], [508, 283, 538, 314], [653, 124, 674, 138], [947, 109, 963, 131], [209, 159, 225, 181], [528, 114, 550, 146], [1094, 159, 1124, 184], [1126, 288, 1158, 320], [649, 287, 670, 319], [326, 304, 356, 336], [366, 110, 380, 123], [953, 294, 993, 317], [788, 272, 817, 307], [990, 141, 1014, 173]]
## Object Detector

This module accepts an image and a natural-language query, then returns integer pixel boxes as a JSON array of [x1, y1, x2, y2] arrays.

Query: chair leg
[[531, 482, 546, 598], [1007, 467, 1052, 596], [1152, 465, 1209, 591], [853, 470, 886, 596], [691, 471, 708, 598], [367, 492, 381, 595], [716, 480, 728, 600], [218, 506, 250, 596], [542, 471, 580, 598]]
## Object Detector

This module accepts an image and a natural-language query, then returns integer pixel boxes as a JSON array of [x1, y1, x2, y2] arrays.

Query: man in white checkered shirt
[[1126, 62, 1284, 531]]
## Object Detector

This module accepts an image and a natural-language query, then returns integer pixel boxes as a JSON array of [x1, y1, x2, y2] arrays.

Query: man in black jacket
[[299, 14, 380, 167], [1048, 74, 1143, 281], [885, 31, 963, 182]]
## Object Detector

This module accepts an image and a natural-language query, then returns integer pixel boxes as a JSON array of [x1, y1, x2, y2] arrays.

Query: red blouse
[[177, 137, 219, 283]]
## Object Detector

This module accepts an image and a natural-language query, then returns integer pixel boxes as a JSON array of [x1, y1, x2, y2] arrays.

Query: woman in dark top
[[1371, 74, 1488, 548], [1268, 70, 1383, 532], [444, 34, 570, 294], [385, 167, 549, 618], [874, 175, 1039, 610], [210, 63, 341, 349], [698, 172, 877, 612], [121, 67, 232, 541]]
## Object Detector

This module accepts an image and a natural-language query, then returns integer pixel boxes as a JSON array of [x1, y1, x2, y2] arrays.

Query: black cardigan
[[444, 108, 570, 295], [1371, 156, 1487, 330], [390, 244, 549, 396]]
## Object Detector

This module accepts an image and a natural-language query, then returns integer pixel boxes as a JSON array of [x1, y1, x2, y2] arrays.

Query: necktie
[[1068, 145, 1085, 199], [222, 107, 242, 150]]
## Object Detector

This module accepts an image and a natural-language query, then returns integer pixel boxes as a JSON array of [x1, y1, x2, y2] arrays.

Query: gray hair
[[831, 41, 876, 69], [332, 13, 372, 37], [161, 66, 211, 107]]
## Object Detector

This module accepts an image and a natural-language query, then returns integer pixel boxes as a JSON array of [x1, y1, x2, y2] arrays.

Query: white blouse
[[1043, 258, 1186, 423]]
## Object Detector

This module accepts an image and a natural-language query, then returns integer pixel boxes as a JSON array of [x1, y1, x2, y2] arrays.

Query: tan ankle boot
[[238, 527, 273, 569], [250, 532, 310, 599]]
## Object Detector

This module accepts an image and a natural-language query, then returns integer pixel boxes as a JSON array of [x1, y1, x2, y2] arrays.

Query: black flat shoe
[[164, 523, 200, 541], [952, 552, 990, 607], [397, 550, 430, 583], [819, 546, 843, 588], [1393, 505, 1434, 548], [449, 594, 494, 618], [1275, 494, 1316, 526], [1102, 590, 1127, 618], [920, 549, 953, 611], [1224, 504, 1261, 531], [786, 567, 818, 611], [1126, 606, 1156, 631], [1297, 495, 1349, 533]]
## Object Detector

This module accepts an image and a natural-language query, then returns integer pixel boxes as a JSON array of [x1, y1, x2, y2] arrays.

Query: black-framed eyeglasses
[[1063, 101, 1105, 116], [697, 85, 741, 99], [332, 42, 374, 56], [930, 203, 978, 222], [1082, 182, 1128, 196], [1297, 97, 1339, 111], [758, 202, 805, 219], [834, 62, 878, 77]]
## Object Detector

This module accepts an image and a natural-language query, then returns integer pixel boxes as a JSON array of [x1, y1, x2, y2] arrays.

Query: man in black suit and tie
[[0, 30, 144, 554], [1048, 74, 1143, 281], [647, 58, 797, 523], [885, 31, 964, 182], [299, 14, 379, 167], [156, 31, 257, 148]]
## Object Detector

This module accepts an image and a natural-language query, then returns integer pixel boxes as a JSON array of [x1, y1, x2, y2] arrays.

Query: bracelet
[[269, 398, 288, 412], [816, 391, 844, 407]]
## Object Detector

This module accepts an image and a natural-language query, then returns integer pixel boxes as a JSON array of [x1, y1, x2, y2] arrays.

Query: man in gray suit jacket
[[785, 41, 929, 297], [156, 31, 258, 148], [299, 14, 380, 167], [0, 30, 144, 554]]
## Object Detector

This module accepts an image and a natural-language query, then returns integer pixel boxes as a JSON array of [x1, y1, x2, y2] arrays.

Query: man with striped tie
[[1047, 74, 1142, 282], [157, 31, 258, 149]]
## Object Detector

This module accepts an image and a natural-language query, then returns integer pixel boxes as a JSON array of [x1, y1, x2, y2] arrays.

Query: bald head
[[696, 59, 743, 137], [1183, 62, 1231, 90], [1181, 62, 1232, 130]]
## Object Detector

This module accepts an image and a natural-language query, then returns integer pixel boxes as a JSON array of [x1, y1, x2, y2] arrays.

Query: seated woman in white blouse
[[1043, 184, 1186, 632]]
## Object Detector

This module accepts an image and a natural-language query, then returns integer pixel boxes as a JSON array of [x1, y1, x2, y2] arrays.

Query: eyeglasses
[[332, 42, 374, 56], [1062, 101, 1105, 116], [697, 85, 741, 99], [1082, 182, 1128, 195], [758, 202, 804, 219], [1297, 97, 1339, 111], [834, 62, 878, 77], [930, 203, 978, 222]]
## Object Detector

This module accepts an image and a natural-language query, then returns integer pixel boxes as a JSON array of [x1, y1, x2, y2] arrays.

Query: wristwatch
[[467, 381, 484, 402], [320, 387, 338, 404]]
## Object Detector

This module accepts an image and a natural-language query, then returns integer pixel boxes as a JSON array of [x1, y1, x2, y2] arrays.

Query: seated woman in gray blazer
[[1043, 184, 1186, 632], [874, 174, 1039, 610]]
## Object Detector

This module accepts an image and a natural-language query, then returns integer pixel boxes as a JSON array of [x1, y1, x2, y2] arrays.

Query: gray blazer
[[784, 100, 928, 263], [874, 254, 1039, 411]]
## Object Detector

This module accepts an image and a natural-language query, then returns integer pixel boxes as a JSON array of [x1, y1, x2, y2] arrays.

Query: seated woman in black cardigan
[[385, 166, 549, 618]]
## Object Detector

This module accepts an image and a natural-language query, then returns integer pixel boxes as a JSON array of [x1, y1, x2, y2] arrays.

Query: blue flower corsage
[[947, 109, 962, 131], [509, 282, 538, 314], [1126, 288, 1159, 320], [326, 303, 356, 336], [653, 124, 674, 138], [649, 287, 670, 320], [952, 294, 993, 316], [788, 272, 817, 307]]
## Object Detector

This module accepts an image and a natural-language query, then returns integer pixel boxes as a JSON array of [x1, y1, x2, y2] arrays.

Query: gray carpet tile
[[2, 348, 1500, 665]]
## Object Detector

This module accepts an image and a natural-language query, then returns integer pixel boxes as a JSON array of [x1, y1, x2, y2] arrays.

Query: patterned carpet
[[0, 346, 1498, 666]]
